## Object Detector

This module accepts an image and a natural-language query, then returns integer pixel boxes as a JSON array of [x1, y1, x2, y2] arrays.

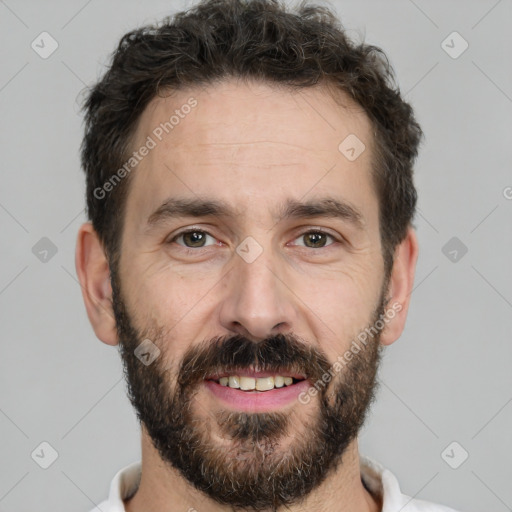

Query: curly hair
[[81, 0, 423, 277]]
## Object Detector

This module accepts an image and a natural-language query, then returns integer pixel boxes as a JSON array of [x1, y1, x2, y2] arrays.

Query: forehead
[[125, 78, 377, 231]]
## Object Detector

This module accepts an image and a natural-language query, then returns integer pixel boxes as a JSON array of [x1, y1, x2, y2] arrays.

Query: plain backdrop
[[0, 1, 511, 511]]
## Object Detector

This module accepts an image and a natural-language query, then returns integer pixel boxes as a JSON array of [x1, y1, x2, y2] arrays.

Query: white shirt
[[89, 455, 461, 512]]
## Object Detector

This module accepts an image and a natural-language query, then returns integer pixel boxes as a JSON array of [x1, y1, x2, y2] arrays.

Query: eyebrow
[[145, 196, 365, 231]]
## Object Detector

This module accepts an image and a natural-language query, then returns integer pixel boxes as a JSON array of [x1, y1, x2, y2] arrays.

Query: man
[[76, 0, 460, 511]]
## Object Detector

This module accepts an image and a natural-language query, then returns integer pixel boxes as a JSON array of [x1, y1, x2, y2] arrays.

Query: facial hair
[[111, 267, 387, 512]]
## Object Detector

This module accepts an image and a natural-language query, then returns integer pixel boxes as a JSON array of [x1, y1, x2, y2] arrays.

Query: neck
[[124, 429, 381, 512]]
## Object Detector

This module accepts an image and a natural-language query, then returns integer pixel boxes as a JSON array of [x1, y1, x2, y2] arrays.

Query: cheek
[[127, 255, 203, 313], [299, 263, 381, 355], [126, 271, 214, 358], [308, 258, 380, 308]]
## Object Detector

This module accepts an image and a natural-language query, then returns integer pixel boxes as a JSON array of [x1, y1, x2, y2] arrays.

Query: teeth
[[228, 376, 240, 388], [240, 376, 256, 390], [274, 376, 284, 388], [256, 376, 274, 391], [216, 375, 300, 391]]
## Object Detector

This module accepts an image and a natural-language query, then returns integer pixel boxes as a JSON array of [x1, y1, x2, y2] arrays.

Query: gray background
[[0, 0, 511, 511]]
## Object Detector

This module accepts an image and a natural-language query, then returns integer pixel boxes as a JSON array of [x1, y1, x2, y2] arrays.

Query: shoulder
[[360, 455, 462, 512], [87, 461, 142, 512]]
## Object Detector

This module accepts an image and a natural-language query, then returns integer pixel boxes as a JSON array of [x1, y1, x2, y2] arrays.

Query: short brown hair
[[81, 0, 423, 276]]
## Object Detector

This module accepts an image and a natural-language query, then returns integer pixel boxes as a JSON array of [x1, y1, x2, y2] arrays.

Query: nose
[[218, 247, 297, 342]]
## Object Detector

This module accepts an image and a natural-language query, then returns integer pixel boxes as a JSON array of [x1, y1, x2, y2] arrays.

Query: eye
[[170, 229, 217, 248], [292, 230, 338, 248], [168, 228, 339, 250]]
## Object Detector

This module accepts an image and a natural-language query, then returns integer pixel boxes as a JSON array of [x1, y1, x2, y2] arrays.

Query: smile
[[203, 371, 311, 412]]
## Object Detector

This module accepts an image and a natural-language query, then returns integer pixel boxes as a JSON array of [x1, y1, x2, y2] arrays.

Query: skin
[[76, 78, 418, 512]]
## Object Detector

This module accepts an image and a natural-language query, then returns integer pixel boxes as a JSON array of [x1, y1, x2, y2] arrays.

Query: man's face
[[113, 79, 388, 509]]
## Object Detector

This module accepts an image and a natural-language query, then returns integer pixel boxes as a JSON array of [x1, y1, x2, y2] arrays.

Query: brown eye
[[294, 231, 336, 248], [172, 230, 215, 248]]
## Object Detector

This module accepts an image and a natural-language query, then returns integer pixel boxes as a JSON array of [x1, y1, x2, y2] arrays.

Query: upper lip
[[205, 369, 306, 380]]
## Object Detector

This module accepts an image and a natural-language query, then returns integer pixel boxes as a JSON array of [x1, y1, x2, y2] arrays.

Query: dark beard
[[111, 266, 386, 512]]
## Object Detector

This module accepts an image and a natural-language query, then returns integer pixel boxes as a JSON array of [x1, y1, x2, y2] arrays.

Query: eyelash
[[168, 228, 340, 250]]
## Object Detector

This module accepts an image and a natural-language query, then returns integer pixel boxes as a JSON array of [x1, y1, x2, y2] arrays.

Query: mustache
[[176, 333, 332, 391]]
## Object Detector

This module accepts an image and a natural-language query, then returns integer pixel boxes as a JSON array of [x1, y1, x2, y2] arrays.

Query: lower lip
[[204, 379, 311, 412]]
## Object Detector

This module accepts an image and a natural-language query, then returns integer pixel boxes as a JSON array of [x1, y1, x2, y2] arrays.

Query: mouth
[[205, 374, 306, 392], [203, 369, 310, 411]]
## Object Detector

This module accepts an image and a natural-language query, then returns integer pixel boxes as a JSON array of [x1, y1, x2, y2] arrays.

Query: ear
[[379, 226, 419, 346], [75, 222, 118, 346]]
